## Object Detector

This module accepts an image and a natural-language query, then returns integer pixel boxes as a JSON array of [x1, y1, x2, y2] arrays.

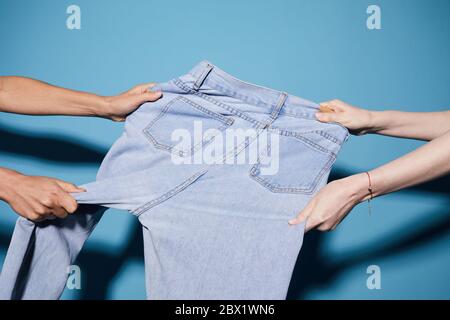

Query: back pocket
[[144, 96, 234, 157], [249, 130, 337, 194]]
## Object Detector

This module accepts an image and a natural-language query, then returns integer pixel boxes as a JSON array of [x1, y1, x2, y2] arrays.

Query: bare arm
[[368, 110, 450, 141], [290, 130, 450, 231], [0, 76, 162, 221], [317, 99, 450, 141], [368, 129, 450, 196], [0, 76, 162, 121], [289, 100, 450, 231]]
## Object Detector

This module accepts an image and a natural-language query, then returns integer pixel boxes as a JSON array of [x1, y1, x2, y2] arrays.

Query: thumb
[[131, 90, 162, 106], [289, 203, 313, 225], [127, 82, 157, 95], [288, 212, 306, 225], [315, 111, 339, 123]]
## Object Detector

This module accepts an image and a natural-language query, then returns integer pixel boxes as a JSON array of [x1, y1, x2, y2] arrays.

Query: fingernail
[[315, 113, 323, 119], [288, 219, 297, 225]]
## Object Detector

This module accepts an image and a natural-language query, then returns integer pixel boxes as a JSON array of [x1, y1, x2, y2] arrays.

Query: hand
[[288, 173, 370, 232], [0, 169, 85, 222], [102, 83, 162, 121], [316, 99, 374, 135]]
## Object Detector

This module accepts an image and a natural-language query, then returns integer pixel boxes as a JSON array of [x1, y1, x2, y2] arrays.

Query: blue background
[[0, 0, 449, 299]]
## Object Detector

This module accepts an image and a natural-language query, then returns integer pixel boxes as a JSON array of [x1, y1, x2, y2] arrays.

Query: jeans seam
[[142, 97, 174, 152], [268, 128, 337, 156], [209, 70, 283, 111], [282, 109, 351, 141], [207, 79, 272, 111], [173, 78, 265, 127], [132, 170, 208, 217], [287, 131, 336, 156], [281, 110, 316, 120], [178, 96, 234, 125], [269, 126, 344, 147], [270, 92, 288, 120], [312, 130, 343, 145], [222, 127, 264, 164], [193, 63, 214, 90]]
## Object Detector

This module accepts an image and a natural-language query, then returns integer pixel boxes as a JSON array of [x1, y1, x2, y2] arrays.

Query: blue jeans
[[0, 61, 348, 299]]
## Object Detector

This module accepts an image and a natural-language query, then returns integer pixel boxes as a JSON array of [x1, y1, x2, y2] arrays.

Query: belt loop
[[271, 92, 288, 119], [193, 63, 214, 91]]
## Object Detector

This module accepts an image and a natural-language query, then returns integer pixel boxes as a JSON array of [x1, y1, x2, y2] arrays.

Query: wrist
[[344, 173, 373, 203], [91, 95, 113, 119], [362, 110, 378, 134], [366, 110, 389, 134], [97, 95, 125, 121], [0, 168, 21, 202]]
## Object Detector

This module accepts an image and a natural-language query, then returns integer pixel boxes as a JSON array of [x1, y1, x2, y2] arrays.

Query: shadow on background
[[0, 125, 107, 163], [287, 170, 450, 299], [0, 127, 449, 299]]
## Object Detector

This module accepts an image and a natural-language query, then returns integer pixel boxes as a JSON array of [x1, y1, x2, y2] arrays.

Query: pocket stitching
[[249, 132, 336, 194], [177, 96, 233, 126], [273, 129, 336, 156], [143, 96, 234, 156]]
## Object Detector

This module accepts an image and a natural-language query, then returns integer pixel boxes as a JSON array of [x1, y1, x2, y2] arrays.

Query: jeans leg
[[0, 205, 105, 300]]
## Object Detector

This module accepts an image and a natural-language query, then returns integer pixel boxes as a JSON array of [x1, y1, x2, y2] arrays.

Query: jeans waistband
[[181, 60, 321, 120]]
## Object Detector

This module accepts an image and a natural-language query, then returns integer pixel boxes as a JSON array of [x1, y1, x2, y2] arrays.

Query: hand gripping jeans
[[0, 61, 348, 300]]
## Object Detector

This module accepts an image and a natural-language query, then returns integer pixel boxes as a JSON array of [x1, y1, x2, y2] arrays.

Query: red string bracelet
[[365, 171, 374, 216]]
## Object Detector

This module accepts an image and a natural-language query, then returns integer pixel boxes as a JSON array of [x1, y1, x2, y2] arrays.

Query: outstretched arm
[[0, 76, 162, 221], [289, 100, 450, 231], [0, 76, 162, 121], [317, 99, 450, 141]]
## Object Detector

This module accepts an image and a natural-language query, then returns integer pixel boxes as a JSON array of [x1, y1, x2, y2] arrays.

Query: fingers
[[143, 82, 157, 92], [55, 181, 80, 215], [42, 189, 78, 219], [320, 99, 346, 111], [289, 200, 314, 225], [51, 179, 81, 217], [305, 219, 319, 232], [129, 82, 157, 94], [143, 90, 163, 101], [54, 180, 85, 193], [130, 90, 162, 107], [131, 82, 162, 99], [10, 175, 81, 221], [288, 210, 307, 225], [50, 205, 69, 219], [315, 111, 339, 123], [288, 201, 323, 233], [319, 103, 335, 113], [58, 192, 79, 215], [107, 88, 163, 122], [316, 101, 343, 123]]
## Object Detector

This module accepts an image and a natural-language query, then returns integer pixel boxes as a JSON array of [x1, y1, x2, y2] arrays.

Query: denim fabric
[[0, 61, 348, 299]]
